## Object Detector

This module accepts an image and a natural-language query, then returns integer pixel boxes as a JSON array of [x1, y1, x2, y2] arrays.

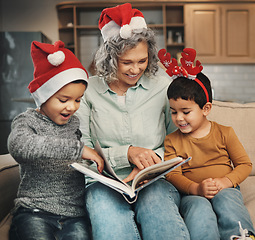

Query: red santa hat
[[28, 40, 88, 108], [99, 3, 147, 42]]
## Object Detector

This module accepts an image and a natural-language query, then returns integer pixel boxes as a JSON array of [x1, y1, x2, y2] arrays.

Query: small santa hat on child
[[28, 40, 88, 108], [99, 3, 147, 42]]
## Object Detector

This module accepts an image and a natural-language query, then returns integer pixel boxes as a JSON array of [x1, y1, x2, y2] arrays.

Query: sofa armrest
[[0, 154, 20, 222], [240, 176, 255, 227]]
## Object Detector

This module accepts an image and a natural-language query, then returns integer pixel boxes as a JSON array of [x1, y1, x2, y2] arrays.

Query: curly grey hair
[[94, 28, 159, 83]]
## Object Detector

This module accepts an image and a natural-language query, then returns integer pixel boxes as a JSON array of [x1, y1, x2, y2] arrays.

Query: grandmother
[[76, 3, 190, 240]]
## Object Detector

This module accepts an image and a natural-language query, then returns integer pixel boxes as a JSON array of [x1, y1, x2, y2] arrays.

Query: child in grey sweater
[[7, 40, 104, 240]]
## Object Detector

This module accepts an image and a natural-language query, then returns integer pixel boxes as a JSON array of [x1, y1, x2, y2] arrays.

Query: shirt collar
[[135, 75, 150, 90], [97, 74, 151, 94], [97, 77, 110, 94]]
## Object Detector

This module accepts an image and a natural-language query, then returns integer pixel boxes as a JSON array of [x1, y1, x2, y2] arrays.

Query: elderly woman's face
[[116, 41, 148, 88]]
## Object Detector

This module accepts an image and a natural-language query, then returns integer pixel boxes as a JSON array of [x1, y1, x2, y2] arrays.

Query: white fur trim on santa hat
[[101, 16, 147, 42], [129, 16, 147, 32], [31, 68, 88, 108], [101, 20, 120, 42]]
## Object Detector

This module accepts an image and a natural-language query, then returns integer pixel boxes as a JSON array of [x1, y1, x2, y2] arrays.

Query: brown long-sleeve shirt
[[164, 121, 252, 194]]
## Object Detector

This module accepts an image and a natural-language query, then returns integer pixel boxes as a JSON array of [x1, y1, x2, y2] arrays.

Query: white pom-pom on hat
[[47, 50, 65, 66], [120, 24, 132, 39]]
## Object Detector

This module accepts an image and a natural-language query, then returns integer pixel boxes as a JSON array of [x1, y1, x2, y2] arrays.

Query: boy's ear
[[202, 102, 212, 116]]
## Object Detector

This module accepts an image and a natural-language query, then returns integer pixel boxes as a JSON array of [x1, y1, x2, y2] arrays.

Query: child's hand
[[123, 167, 141, 183], [82, 146, 104, 173], [213, 177, 233, 191], [197, 178, 219, 199]]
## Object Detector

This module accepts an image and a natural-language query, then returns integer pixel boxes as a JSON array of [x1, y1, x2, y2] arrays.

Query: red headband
[[158, 48, 209, 103]]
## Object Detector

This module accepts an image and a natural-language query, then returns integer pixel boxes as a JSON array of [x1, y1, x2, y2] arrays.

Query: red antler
[[158, 48, 208, 102], [180, 48, 203, 76], [158, 49, 183, 77], [158, 49, 171, 69], [166, 58, 188, 78]]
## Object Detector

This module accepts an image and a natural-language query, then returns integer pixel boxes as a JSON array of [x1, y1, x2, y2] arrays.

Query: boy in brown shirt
[[159, 48, 255, 240]]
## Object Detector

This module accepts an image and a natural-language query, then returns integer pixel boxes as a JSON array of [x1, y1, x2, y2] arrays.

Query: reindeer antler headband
[[158, 48, 209, 103]]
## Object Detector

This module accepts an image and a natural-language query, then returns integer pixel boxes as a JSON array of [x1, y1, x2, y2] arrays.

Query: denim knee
[[138, 179, 181, 206], [181, 195, 212, 213], [211, 187, 254, 240], [9, 207, 91, 240], [56, 217, 91, 240], [180, 195, 220, 240], [136, 180, 190, 240], [211, 187, 248, 220], [85, 182, 141, 240], [9, 207, 56, 240]]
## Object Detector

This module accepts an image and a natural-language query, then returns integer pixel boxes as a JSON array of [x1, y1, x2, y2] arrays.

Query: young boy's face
[[169, 98, 210, 138], [39, 82, 86, 125]]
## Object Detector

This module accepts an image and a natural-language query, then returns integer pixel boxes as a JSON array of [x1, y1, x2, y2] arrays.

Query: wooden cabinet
[[164, 5, 185, 60], [185, 3, 255, 63], [57, 1, 255, 66], [56, 1, 185, 74]]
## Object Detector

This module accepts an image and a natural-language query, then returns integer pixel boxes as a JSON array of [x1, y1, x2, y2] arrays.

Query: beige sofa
[[0, 154, 20, 240], [208, 100, 255, 226], [0, 100, 254, 239]]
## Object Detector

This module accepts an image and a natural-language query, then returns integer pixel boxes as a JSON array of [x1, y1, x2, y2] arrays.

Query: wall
[[0, 0, 106, 42], [203, 65, 255, 103], [0, 0, 65, 42], [0, 0, 255, 104]]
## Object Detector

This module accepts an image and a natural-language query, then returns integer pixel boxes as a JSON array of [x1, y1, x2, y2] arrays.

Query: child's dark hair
[[167, 72, 212, 109], [72, 79, 87, 87]]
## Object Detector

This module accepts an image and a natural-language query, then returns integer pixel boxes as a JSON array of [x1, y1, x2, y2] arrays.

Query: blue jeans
[[9, 207, 91, 240], [85, 179, 190, 240], [180, 187, 255, 240]]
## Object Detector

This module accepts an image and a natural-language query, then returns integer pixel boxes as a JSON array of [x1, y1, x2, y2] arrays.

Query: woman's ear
[[202, 102, 212, 116]]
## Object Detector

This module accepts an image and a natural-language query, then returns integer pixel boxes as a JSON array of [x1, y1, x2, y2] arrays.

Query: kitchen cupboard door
[[185, 4, 255, 63], [184, 4, 221, 63], [221, 4, 255, 63]]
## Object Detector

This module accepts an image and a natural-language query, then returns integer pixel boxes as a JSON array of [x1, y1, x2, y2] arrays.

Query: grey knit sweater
[[8, 108, 86, 217]]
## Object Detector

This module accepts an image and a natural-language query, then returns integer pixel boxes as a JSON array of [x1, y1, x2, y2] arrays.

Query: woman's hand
[[127, 146, 161, 170], [82, 146, 104, 173]]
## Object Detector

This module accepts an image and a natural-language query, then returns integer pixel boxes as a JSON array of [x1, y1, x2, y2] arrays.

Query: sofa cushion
[[240, 176, 255, 226], [0, 154, 20, 222], [208, 100, 255, 176], [0, 214, 12, 240]]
